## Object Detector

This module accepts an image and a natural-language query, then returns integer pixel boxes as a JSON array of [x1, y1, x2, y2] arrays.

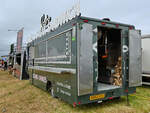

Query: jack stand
[[126, 93, 130, 106]]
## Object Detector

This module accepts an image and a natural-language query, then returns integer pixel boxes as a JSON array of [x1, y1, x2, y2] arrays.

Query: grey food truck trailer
[[13, 50, 29, 80], [27, 16, 142, 106], [142, 35, 150, 85]]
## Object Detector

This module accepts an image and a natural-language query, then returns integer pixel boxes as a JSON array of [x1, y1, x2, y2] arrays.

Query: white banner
[[31, 1, 80, 41]]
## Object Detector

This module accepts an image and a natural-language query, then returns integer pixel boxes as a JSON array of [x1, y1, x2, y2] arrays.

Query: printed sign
[[90, 94, 105, 100], [33, 1, 80, 40], [16, 28, 23, 52], [33, 74, 47, 83]]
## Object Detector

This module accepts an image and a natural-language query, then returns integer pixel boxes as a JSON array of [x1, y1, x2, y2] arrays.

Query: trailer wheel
[[46, 81, 52, 92], [46, 81, 56, 98]]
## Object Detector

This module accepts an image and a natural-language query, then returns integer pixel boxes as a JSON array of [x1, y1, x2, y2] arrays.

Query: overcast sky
[[0, 0, 150, 56]]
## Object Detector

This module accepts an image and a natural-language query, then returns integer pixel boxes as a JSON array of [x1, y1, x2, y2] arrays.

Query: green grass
[[0, 70, 150, 113]]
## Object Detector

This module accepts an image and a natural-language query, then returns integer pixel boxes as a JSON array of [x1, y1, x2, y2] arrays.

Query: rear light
[[108, 97, 113, 100], [125, 89, 128, 93], [102, 55, 108, 59], [116, 24, 119, 28], [129, 26, 133, 30], [101, 22, 106, 25], [72, 23, 76, 26], [73, 102, 76, 107], [83, 20, 88, 23]]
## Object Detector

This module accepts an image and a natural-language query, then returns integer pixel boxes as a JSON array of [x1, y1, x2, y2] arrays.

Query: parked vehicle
[[9, 43, 29, 80], [27, 16, 142, 106], [13, 50, 29, 80], [142, 35, 150, 85]]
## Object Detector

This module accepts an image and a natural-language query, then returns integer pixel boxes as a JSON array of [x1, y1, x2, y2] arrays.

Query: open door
[[77, 23, 93, 96], [129, 30, 142, 87]]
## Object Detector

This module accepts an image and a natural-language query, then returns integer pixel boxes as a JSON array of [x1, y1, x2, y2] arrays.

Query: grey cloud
[[0, 0, 150, 56]]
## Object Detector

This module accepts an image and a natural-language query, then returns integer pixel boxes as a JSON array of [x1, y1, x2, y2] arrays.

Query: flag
[[16, 28, 23, 52]]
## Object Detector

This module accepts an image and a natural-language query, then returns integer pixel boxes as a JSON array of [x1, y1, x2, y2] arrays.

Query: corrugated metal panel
[[142, 38, 150, 74], [129, 30, 142, 87], [78, 23, 93, 96]]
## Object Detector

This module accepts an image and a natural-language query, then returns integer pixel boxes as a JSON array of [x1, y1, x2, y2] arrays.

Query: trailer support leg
[[126, 93, 130, 106]]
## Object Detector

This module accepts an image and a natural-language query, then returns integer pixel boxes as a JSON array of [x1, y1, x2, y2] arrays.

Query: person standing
[[1, 60, 4, 70], [4, 61, 7, 71]]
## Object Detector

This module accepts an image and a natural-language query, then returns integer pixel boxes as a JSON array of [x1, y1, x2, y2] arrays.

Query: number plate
[[90, 94, 105, 100]]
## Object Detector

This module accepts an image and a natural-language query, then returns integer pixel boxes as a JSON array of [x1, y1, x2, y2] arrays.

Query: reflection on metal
[[34, 56, 71, 64], [72, 26, 76, 38], [93, 42, 97, 53], [34, 29, 72, 64], [35, 28, 72, 46], [29, 66, 76, 74], [129, 30, 142, 87], [93, 28, 98, 33], [34, 57, 46, 63], [78, 23, 93, 96], [29, 47, 34, 59]]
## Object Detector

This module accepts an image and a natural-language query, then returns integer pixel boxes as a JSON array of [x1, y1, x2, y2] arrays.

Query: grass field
[[0, 70, 150, 113]]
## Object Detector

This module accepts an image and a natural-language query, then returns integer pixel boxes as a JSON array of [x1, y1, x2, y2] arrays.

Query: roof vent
[[102, 18, 110, 21]]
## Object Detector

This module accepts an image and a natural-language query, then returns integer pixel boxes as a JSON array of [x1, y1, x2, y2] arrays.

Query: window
[[35, 41, 46, 58], [34, 30, 72, 64], [47, 30, 71, 58], [28, 46, 34, 59]]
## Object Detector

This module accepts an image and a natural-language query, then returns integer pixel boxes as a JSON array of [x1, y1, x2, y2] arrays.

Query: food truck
[[13, 50, 29, 80], [11, 43, 29, 80], [27, 15, 142, 106], [142, 35, 150, 85]]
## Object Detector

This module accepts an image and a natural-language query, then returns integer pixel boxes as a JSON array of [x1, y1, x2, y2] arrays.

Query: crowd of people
[[0, 59, 8, 71]]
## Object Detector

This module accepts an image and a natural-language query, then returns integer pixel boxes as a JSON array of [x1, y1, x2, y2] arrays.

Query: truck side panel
[[28, 19, 79, 105]]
